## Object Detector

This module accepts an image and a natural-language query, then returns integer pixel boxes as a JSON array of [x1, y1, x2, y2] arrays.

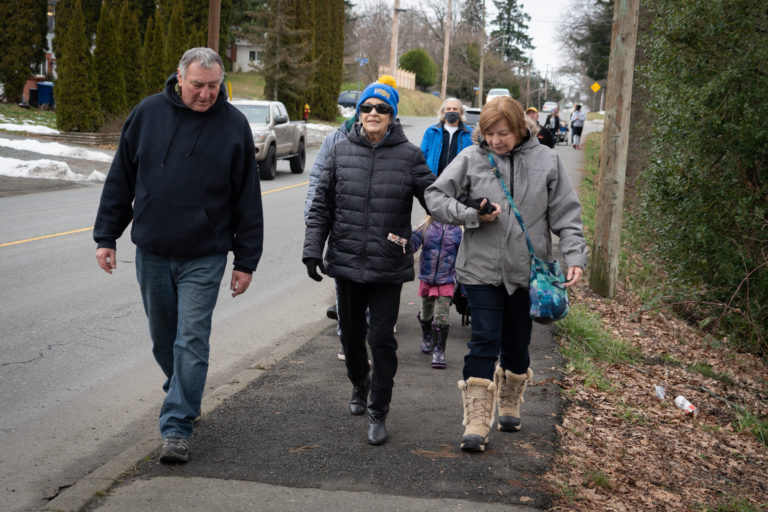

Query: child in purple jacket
[[411, 216, 462, 369]]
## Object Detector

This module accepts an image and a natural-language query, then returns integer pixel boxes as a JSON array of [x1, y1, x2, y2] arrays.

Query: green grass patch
[[733, 408, 768, 448], [614, 400, 649, 424], [556, 303, 641, 390], [0, 103, 57, 129], [226, 72, 265, 99], [583, 470, 612, 491], [586, 112, 604, 121], [699, 496, 766, 512], [226, 73, 441, 117], [688, 362, 734, 385]]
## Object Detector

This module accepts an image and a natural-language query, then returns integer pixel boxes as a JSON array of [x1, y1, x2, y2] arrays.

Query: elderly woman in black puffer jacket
[[303, 81, 435, 446]]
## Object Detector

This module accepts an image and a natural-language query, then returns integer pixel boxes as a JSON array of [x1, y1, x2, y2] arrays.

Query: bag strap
[[487, 153, 536, 258]]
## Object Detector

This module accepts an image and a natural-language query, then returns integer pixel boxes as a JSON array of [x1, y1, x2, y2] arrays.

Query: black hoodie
[[94, 73, 263, 272]]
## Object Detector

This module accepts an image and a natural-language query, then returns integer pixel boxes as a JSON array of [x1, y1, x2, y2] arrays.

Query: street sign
[[591, 82, 601, 93]]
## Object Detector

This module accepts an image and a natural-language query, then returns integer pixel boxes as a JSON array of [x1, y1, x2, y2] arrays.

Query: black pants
[[461, 285, 532, 380], [336, 279, 402, 414]]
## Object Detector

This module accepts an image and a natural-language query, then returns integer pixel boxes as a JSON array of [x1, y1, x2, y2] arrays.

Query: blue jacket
[[411, 220, 462, 286], [420, 122, 474, 176]]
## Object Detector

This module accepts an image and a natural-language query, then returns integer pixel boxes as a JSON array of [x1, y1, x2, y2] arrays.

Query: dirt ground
[[543, 279, 768, 511]]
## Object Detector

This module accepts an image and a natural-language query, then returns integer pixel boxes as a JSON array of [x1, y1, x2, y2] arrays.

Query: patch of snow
[[0, 123, 59, 135], [0, 137, 113, 162], [0, 156, 105, 181]]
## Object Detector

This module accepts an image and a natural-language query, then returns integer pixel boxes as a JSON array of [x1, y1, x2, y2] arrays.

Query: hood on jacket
[[159, 72, 228, 165]]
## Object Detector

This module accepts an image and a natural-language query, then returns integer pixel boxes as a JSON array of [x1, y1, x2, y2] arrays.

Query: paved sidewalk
[[41, 132, 593, 512], [43, 277, 564, 512]]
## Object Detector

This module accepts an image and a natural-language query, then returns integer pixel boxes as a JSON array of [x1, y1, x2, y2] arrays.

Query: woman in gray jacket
[[424, 96, 587, 452]]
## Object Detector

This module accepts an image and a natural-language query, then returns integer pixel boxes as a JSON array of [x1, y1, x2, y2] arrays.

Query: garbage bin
[[37, 82, 54, 108], [28, 88, 38, 108]]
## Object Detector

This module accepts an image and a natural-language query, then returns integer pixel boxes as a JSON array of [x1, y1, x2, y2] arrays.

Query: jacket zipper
[[432, 224, 446, 284], [360, 147, 375, 282]]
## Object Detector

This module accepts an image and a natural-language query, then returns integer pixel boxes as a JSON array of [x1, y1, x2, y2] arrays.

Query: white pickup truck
[[231, 100, 306, 180]]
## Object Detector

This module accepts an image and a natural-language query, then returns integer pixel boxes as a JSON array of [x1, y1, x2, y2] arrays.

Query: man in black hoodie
[[94, 47, 263, 464]]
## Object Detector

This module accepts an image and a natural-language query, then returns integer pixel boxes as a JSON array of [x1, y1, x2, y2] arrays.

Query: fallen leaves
[[543, 280, 768, 510]]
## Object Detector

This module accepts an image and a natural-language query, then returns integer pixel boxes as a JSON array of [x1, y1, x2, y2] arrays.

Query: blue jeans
[[462, 284, 532, 380], [135, 247, 226, 439]]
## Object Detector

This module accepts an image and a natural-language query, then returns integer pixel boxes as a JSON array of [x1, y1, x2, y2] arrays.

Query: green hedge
[[635, 0, 768, 353]]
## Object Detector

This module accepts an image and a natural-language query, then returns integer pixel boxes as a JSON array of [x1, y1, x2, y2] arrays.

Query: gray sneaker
[[159, 436, 190, 464]]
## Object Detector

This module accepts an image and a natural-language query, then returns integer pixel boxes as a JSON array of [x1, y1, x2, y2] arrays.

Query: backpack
[[451, 283, 471, 326]]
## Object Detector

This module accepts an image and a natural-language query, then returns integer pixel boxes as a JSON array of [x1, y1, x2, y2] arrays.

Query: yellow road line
[[0, 180, 309, 248], [0, 227, 94, 247]]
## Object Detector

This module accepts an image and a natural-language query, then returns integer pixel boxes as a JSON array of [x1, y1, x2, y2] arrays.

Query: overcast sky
[[396, 0, 576, 83], [519, 0, 573, 78]]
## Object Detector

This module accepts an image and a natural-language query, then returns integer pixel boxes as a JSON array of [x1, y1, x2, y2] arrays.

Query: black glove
[[457, 194, 494, 215], [305, 258, 325, 282]]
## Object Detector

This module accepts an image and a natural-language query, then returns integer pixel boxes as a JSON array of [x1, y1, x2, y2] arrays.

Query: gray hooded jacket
[[424, 134, 587, 294]]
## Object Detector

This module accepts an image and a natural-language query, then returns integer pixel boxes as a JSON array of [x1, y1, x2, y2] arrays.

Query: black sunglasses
[[359, 103, 393, 115]]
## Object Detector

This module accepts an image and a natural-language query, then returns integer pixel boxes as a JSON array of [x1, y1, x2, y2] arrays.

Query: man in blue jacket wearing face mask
[[419, 98, 474, 176]]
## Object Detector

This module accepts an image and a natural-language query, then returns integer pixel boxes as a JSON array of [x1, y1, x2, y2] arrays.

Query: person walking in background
[[570, 104, 586, 149], [304, 75, 398, 362], [93, 48, 264, 464], [411, 215, 462, 369], [303, 81, 435, 446], [544, 108, 560, 144], [525, 107, 554, 148], [420, 98, 474, 178], [425, 96, 586, 453]]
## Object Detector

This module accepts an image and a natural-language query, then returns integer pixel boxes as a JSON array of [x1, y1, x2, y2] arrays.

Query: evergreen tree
[[490, 0, 533, 65], [187, 28, 207, 49], [118, 2, 144, 109], [55, 0, 102, 131], [0, 0, 47, 103], [125, 0, 157, 38], [142, 9, 168, 95], [53, 0, 101, 64], [94, 2, 126, 116], [164, 0, 188, 73], [566, 0, 613, 81], [262, 0, 314, 118], [460, 0, 485, 35], [400, 48, 437, 90]]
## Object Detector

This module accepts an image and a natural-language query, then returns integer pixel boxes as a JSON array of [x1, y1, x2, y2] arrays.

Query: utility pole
[[477, 1, 486, 107], [389, 0, 401, 75], [207, 0, 221, 52], [589, 0, 640, 298], [440, 0, 452, 100], [525, 62, 530, 108]]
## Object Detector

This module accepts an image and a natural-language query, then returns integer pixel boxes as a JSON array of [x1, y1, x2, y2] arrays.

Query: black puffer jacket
[[303, 120, 435, 284]]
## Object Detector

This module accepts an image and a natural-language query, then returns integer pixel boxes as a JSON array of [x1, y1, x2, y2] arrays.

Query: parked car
[[542, 101, 559, 113], [231, 99, 306, 180], [337, 90, 361, 108], [485, 88, 511, 104], [464, 107, 481, 128]]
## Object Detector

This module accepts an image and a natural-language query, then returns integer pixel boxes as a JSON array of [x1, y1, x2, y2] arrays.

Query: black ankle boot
[[367, 409, 388, 445], [349, 376, 370, 416]]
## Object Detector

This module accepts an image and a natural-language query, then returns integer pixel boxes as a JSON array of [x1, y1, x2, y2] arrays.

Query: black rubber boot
[[431, 324, 449, 369], [417, 312, 434, 354], [349, 376, 370, 416], [367, 408, 388, 445]]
